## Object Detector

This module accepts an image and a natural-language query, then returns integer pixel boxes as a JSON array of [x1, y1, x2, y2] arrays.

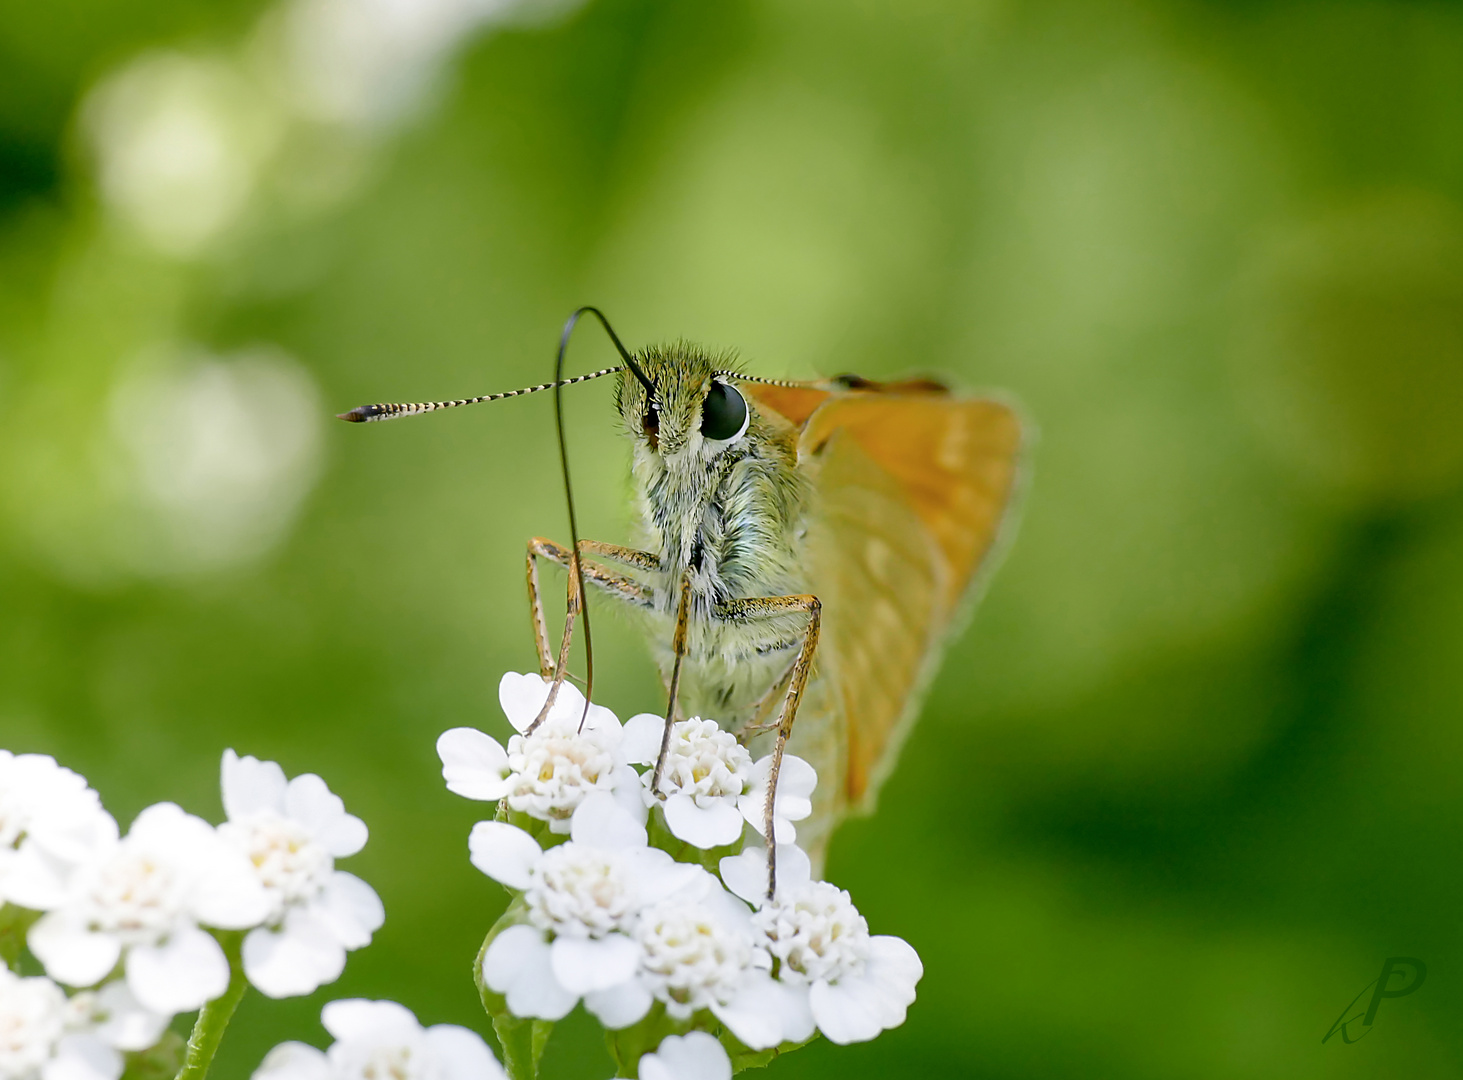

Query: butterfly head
[[616, 342, 751, 463]]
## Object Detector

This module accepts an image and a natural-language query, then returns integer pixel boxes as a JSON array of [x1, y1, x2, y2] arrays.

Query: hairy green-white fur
[[612, 342, 814, 726]]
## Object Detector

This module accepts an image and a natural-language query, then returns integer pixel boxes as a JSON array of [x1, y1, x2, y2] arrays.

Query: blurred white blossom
[[219, 751, 383, 999], [276, 0, 518, 129], [0, 965, 123, 1080], [85, 52, 280, 256], [15, 346, 322, 588], [106, 345, 322, 576], [83, 0, 586, 259], [0, 753, 115, 912], [62, 982, 172, 1055], [717, 843, 811, 907], [251, 999, 505, 1080]]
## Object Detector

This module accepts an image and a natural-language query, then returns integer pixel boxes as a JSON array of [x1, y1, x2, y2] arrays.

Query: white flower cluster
[[8, 671, 920, 1080], [440, 675, 817, 851], [0, 962, 164, 1080], [0, 746, 383, 1080], [252, 999, 505, 1080], [440, 673, 922, 1069]]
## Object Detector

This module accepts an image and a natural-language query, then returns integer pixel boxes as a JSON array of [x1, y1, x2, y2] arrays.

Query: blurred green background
[[4, 0, 1463, 1076]]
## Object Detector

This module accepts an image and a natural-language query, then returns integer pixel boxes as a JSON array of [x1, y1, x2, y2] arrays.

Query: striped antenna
[[336, 365, 624, 422], [719, 371, 813, 388]]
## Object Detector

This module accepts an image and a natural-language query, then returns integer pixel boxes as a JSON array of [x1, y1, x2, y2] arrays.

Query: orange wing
[[745, 379, 1024, 815]]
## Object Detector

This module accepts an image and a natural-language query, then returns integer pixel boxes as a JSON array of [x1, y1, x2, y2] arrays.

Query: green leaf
[[721, 1028, 820, 1074], [475, 915, 552, 1080], [489, 1012, 550, 1080], [0, 903, 40, 970]]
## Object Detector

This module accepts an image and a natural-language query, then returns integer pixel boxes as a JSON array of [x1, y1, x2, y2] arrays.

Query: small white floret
[[718, 844, 812, 905], [622, 716, 753, 849], [753, 877, 921, 1045], [0, 964, 176, 1080], [250, 999, 505, 1080], [439, 674, 643, 834], [219, 751, 383, 999], [67, 982, 171, 1053], [637, 1031, 731, 1080], [27, 802, 270, 1014], [720, 842, 920, 1043], [472, 793, 702, 1023], [621, 714, 815, 849], [0, 965, 88, 1080], [0, 752, 117, 912], [736, 755, 816, 845], [616, 882, 792, 1049]]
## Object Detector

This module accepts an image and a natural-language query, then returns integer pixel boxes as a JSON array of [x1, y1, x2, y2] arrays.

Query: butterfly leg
[[650, 572, 694, 795], [713, 594, 822, 898], [734, 663, 798, 742], [524, 537, 656, 732]]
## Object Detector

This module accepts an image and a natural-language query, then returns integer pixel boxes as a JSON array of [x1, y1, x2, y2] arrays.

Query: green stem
[[175, 935, 248, 1080]]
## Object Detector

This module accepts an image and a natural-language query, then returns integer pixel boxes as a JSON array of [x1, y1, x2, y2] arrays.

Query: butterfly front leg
[[523, 537, 657, 732], [712, 594, 823, 899], [650, 573, 695, 796]]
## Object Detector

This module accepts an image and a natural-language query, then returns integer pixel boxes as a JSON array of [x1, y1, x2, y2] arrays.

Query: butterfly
[[340, 309, 1026, 889]]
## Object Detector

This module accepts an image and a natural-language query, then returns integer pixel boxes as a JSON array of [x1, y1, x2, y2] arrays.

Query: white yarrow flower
[[219, 751, 384, 999], [736, 755, 816, 845], [621, 716, 752, 849], [620, 885, 793, 1050], [471, 793, 701, 1023], [250, 999, 505, 1080], [0, 966, 73, 1080], [62, 981, 171, 1054], [621, 716, 815, 847], [27, 802, 270, 1014], [722, 847, 920, 1045], [438, 673, 643, 834], [636, 1031, 731, 1080], [0, 753, 117, 912], [0, 964, 156, 1080]]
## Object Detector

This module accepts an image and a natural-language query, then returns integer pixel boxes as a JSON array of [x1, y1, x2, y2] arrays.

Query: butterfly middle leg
[[736, 661, 799, 741], [713, 594, 822, 898], [524, 536, 656, 732]]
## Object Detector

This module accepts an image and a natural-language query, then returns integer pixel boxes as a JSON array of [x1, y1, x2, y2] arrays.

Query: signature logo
[[1322, 957, 1427, 1044]]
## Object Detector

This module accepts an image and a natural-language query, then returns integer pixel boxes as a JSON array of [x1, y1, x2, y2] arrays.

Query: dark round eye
[[700, 381, 748, 441]]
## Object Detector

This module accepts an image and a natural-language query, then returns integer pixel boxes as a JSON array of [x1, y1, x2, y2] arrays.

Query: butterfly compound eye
[[701, 381, 748, 441]]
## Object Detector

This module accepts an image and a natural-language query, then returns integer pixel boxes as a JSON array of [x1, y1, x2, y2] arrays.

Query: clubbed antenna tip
[[337, 405, 381, 422]]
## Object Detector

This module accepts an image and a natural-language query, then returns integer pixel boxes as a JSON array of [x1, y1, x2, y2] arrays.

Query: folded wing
[[746, 381, 1023, 819]]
